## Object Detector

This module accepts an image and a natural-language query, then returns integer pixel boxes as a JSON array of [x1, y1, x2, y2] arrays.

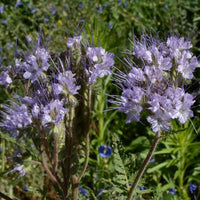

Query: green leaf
[[147, 161, 169, 173]]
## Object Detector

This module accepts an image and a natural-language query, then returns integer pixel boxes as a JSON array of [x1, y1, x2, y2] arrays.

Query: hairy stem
[[65, 108, 73, 192], [41, 152, 58, 184], [41, 152, 67, 198], [53, 137, 58, 172], [127, 131, 161, 200], [98, 79, 104, 142], [78, 88, 91, 182], [38, 123, 53, 165], [1, 137, 5, 172]]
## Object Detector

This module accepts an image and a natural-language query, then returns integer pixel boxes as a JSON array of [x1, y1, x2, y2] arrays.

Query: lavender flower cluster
[[0, 36, 114, 136], [114, 35, 199, 132]]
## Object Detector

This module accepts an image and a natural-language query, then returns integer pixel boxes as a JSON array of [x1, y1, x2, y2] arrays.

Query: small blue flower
[[26, 36, 32, 43], [23, 186, 28, 192], [79, 3, 83, 8], [97, 6, 102, 12], [0, 4, 4, 14], [123, 2, 128, 8], [140, 186, 147, 190], [78, 186, 87, 196], [164, 4, 168, 9], [50, 5, 56, 15], [31, 7, 37, 14], [108, 24, 113, 29], [96, 188, 105, 197], [149, 158, 155, 163], [169, 187, 176, 195], [189, 183, 197, 194], [15, 0, 22, 7], [6, 165, 26, 177], [102, 4, 108, 8], [0, 148, 3, 153], [1, 19, 7, 24], [64, 5, 67, 10], [6, 43, 13, 48], [43, 16, 49, 23], [98, 145, 112, 158]]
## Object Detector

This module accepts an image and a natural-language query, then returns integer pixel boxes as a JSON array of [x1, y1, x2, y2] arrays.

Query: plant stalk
[[78, 87, 91, 182], [98, 79, 104, 142], [127, 131, 161, 200], [65, 108, 73, 195], [1, 137, 5, 172]]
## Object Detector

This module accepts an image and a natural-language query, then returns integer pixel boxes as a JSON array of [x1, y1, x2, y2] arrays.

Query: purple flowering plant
[[111, 34, 199, 199], [0, 28, 199, 200], [0, 33, 114, 199]]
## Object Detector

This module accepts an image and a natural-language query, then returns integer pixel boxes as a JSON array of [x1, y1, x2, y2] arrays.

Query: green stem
[[1, 137, 5, 172], [65, 108, 73, 190], [127, 131, 161, 200], [179, 137, 189, 199], [98, 79, 104, 142]]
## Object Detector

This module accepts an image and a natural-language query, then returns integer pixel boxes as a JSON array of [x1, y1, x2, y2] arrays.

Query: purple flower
[[1, 19, 7, 24], [98, 145, 112, 158], [23, 186, 28, 192], [43, 16, 49, 23], [6, 165, 26, 178], [0, 103, 32, 136], [0, 4, 4, 14], [41, 99, 68, 126], [118, 88, 143, 122], [0, 148, 3, 153], [50, 5, 56, 15], [15, 0, 22, 7], [149, 158, 155, 163], [78, 186, 87, 196], [123, 2, 128, 8], [140, 186, 147, 190], [23, 47, 50, 82], [26, 36, 32, 43], [54, 70, 80, 95], [67, 36, 82, 48], [96, 189, 105, 197], [168, 187, 176, 195], [31, 7, 37, 14], [133, 43, 152, 64], [112, 35, 197, 132], [86, 47, 114, 84], [97, 6, 102, 12], [79, 3, 83, 8], [164, 4, 168, 9], [108, 23, 113, 29], [189, 183, 197, 194], [0, 71, 12, 86]]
